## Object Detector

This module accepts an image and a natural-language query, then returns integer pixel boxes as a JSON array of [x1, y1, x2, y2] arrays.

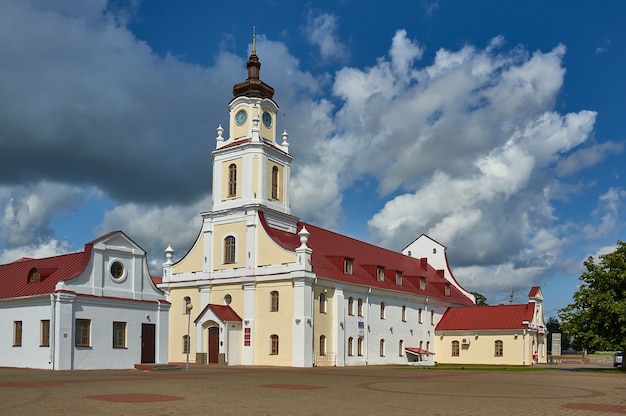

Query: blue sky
[[1, 0, 625, 317]]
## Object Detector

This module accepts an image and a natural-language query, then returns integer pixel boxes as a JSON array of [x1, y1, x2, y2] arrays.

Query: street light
[[186, 300, 193, 370]]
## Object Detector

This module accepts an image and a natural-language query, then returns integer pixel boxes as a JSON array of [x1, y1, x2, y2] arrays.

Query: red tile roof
[[259, 212, 474, 306], [435, 303, 536, 331], [0, 250, 91, 299], [195, 304, 242, 323]]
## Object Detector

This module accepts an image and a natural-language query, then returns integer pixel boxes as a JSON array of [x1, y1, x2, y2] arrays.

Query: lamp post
[[186, 301, 193, 370]]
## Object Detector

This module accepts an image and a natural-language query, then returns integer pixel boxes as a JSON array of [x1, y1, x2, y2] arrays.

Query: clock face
[[262, 111, 272, 128], [235, 109, 247, 126]]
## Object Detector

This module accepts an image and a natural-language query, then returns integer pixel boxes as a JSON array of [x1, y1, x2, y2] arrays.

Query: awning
[[405, 347, 434, 355]]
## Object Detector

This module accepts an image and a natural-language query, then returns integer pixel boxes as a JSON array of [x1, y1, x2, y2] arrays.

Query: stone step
[[134, 363, 181, 371]]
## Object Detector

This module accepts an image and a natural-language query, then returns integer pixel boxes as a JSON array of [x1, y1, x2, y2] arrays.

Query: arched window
[[348, 337, 354, 356], [357, 337, 363, 356], [319, 292, 327, 313], [182, 335, 190, 354], [271, 166, 279, 199], [418, 308, 423, 323], [452, 340, 460, 357], [380, 302, 385, 319], [426, 341, 430, 352], [357, 298, 364, 317], [319, 335, 327, 356], [228, 163, 237, 197], [379, 339, 385, 357], [430, 310, 435, 325], [183, 296, 191, 315], [270, 335, 279, 355], [348, 297, 354, 315], [399, 339, 404, 356], [402, 305, 407, 322], [419, 340, 423, 349], [270, 291, 279, 312], [224, 236, 236, 264], [495, 340, 503, 357]]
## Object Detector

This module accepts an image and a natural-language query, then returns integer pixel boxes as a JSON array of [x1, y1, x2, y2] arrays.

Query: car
[[613, 351, 623, 367]]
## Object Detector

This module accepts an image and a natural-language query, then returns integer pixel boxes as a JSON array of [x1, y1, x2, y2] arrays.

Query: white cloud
[[0, 182, 85, 247], [0, 239, 73, 264], [304, 12, 347, 61]]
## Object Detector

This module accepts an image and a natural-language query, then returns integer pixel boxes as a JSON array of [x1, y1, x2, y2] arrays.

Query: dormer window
[[28, 268, 41, 283], [377, 267, 385, 281], [445, 283, 451, 296], [396, 272, 403, 285], [344, 258, 353, 275], [420, 276, 426, 291]]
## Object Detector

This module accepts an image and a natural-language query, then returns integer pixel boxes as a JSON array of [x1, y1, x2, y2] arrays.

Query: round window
[[224, 294, 232, 305], [110, 261, 124, 279]]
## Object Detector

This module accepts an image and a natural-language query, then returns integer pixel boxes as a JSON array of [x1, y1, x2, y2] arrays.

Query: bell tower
[[211, 29, 295, 230]]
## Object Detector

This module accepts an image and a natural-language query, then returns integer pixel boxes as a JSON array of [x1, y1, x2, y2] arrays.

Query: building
[[0, 231, 170, 370], [434, 286, 547, 365], [159, 35, 475, 367]]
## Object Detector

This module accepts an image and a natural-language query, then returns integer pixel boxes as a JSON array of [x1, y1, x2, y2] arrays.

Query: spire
[[233, 27, 275, 99]]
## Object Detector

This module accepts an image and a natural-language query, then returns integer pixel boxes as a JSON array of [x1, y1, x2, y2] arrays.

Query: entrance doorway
[[208, 327, 219, 363], [141, 323, 156, 363]]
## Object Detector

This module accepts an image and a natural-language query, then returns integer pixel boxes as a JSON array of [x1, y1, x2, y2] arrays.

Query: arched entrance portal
[[208, 326, 220, 364]]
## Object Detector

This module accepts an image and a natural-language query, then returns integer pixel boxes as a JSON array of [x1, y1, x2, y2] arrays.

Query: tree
[[470, 291, 488, 306], [558, 241, 626, 358]]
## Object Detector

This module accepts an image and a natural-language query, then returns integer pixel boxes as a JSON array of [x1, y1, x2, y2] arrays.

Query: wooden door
[[208, 327, 219, 363], [141, 323, 156, 363]]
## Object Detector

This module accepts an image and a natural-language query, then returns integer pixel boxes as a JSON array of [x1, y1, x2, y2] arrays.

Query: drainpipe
[[365, 287, 371, 365], [522, 329, 527, 365], [49, 294, 56, 370]]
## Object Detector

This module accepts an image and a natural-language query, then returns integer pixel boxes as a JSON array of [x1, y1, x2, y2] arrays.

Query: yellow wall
[[254, 281, 294, 365], [214, 221, 247, 270], [257, 222, 296, 266], [267, 160, 284, 203], [221, 157, 242, 201], [167, 287, 201, 363], [313, 287, 334, 364], [435, 332, 528, 365], [231, 105, 248, 139], [172, 233, 204, 274]]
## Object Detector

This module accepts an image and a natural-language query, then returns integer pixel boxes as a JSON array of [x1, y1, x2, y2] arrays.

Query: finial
[[252, 26, 256, 55]]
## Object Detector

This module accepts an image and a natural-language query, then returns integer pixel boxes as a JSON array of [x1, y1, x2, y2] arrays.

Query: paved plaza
[[0, 364, 625, 415]]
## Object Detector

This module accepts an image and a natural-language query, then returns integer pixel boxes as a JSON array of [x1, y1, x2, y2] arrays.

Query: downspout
[[311, 277, 316, 366], [522, 329, 527, 365], [365, 287, 371, 365], [49, 294, 56, 370]]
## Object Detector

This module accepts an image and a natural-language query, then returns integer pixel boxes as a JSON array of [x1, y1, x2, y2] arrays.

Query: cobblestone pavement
[[0, 364, 625, 415]]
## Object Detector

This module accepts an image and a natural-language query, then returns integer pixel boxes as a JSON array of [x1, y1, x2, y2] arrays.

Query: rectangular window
[[495, 340, 503, 357], [377, 267, 385, 281], [445, 283, 451, 296], [13, 321, 23, 347], [113, 322, 126, 348], [75, 319, 91, 347], [420, 276, 426, 290], [396, 272, 402, 285], [183, 335, 190, 354], [344, 259, 353, 275], [40, 320, 50, 347]]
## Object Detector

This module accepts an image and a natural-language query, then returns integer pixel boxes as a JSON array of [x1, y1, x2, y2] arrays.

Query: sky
[[1, 0, 625, 317]]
